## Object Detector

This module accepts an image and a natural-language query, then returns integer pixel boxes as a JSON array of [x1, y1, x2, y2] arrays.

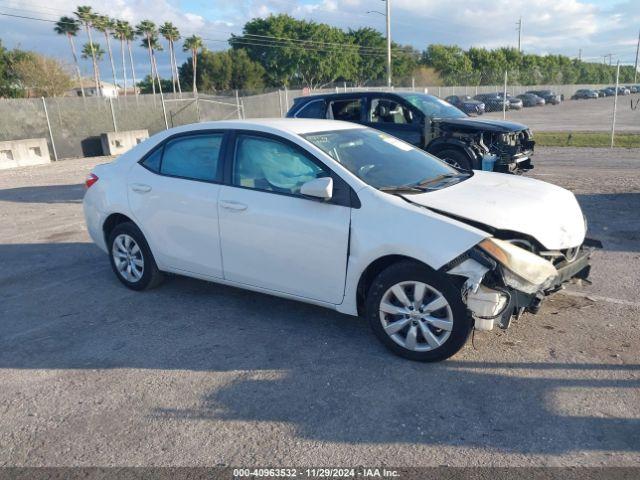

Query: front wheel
[[364, 261, 473, 362], [437, 148, 473, 171]]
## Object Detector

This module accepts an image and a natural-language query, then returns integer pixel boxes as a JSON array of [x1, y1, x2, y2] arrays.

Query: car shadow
[[1, 241, 639, 455], [576, 193, 640, 253], [0, 184, 84, 204]]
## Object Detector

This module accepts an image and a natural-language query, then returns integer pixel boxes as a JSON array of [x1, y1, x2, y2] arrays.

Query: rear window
[[160, 134, 223, 182], [295, 100, 326, 118]]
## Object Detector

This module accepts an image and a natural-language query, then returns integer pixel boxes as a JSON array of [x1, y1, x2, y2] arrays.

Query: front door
[[364, 97, 423, 146], [218, 133, 351, 304]]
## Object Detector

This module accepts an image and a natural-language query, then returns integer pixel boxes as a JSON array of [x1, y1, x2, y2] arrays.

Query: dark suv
[[286, 92, 534, 173]]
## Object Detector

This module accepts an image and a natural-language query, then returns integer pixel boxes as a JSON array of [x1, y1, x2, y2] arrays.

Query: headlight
[[478, 238, 558, 288]]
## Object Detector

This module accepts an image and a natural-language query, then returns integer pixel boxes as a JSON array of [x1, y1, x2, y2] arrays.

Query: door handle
[[220, 200, 248, 211], [131, 183, 152, 193]]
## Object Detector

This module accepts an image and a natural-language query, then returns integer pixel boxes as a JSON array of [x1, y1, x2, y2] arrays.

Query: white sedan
[[83, 119, 594, 361]]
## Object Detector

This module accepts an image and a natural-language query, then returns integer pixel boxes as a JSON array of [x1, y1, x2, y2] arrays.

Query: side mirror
[[300, 177, 333, 201]]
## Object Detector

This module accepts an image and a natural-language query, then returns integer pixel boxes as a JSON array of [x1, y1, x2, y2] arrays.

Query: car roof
[[162, 118, 364, 136]]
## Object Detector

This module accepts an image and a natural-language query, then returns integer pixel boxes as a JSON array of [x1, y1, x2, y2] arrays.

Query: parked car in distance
[[473, 93, 511, 112], [444, 95, 485, 115], [516, 93, 545, 107], [572, 89, 599, 100], [616, 86, 631, 96], [287, 92, 534, 172], [84, 119, 596, 362], [497, 93, 524, 110], [526, 90, 562, 105], [627, 85, 639, 94]]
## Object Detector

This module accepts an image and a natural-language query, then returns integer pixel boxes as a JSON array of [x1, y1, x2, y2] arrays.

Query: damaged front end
[[443, 237, 598, 331]]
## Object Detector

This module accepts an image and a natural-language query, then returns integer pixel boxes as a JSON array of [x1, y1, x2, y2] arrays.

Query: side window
[[330, 99, 362, 122], [160, 134, 223, 182], [295, 100, 326, 118], [142, 147, 162, 173], [233, 135, 328, 195], [369, 98, 415, 124]]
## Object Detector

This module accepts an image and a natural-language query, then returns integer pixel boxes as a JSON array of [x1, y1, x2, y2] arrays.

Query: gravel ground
[[0, 148, 639, 467], [484, 94, 640, 132]]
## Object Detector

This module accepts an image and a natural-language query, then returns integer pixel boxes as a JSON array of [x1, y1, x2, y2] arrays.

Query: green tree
[[159, 22, 181, 97], [179, 48, 265, 92], [136, 20, 163, 97], [346, 28, 386, 86], [54, 16, 84, 97], [0, 41, 33, 97], [13, 53, 72, 97], [136, 74, 172, 94], [113, 20, 136, 97], [182, 35, 203, 94], [94, 15, 118, 94], [81, 42, 104, 94], [74, 6, 100, 95], [233, 14, 358, 88]]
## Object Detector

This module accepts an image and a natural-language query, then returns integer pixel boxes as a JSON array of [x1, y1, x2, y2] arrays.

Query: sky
[[0, 0, 639, 86]]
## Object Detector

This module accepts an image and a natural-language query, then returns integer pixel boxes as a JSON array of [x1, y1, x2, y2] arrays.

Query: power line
[[0, 11, 410, 58], [0, 8, 413, 55]]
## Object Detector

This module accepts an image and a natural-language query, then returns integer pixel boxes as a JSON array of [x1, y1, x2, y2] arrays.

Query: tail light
[[85, 173, 99, 189]]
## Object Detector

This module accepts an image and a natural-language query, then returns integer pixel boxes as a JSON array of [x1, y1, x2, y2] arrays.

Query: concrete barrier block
[[101, 130, 149, 156], [0, 138, 51, 170]]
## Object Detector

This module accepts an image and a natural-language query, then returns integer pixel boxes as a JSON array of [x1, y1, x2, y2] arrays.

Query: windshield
[[396, 93, 467, 119], [302, 128, 468, 192]]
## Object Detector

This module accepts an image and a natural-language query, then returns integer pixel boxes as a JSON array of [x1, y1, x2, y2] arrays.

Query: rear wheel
[[364, 261, 473, 362], [108, 222, 163, 291], [437, 148, 473, 171]]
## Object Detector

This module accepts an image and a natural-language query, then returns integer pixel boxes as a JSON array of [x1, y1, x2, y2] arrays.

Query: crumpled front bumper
[[447, 238, 601, 331]]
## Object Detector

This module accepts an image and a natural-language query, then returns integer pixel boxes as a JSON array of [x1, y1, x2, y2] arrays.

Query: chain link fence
[[1, 72, 637, 160]]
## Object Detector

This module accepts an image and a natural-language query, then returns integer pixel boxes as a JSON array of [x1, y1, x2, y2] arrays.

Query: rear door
[[363, 96, 423, 146], [127, 132, 226, 278], [217, 132, 352, 304]]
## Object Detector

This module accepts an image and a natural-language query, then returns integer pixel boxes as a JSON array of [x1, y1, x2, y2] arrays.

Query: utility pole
[[604, 53, 613, 66], [578, 48, 582, 61], [386, 0, 392, 87], [634, 29, 640, 84], [516, 17, 522, 53]]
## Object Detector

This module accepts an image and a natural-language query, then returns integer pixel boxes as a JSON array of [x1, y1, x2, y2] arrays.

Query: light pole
[[367, 0, 391, 88]]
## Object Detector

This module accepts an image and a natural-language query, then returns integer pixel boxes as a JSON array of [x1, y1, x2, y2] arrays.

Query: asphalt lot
[[0, 147, 639, 467], [484, 94, 640, 132]]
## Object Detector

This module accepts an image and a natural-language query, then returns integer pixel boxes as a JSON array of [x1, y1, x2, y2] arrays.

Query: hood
[[402, 171, 586, 250], [434, 117, 528, 133]]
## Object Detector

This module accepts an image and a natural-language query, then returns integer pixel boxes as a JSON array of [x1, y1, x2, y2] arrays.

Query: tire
[[436, 148, 473, 170], [364, 260, 473, 362], [108, 221, 163, 291]]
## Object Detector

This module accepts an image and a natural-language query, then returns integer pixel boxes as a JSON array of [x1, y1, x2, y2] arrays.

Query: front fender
[[337, 186, 489, 315]]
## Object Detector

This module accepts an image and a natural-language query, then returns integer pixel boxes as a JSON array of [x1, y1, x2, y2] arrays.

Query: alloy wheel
[[112, 233, 144, 283], [379, 281, 453, 352]]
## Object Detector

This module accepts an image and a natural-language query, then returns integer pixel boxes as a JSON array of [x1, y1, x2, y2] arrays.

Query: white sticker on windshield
[[380, 134, 413, 151]]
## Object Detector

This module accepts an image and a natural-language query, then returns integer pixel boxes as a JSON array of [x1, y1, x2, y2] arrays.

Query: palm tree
[[81, 43, 105, 96], [54, 16, 84, 98], [136, 20, 162, 97], [113, 20, 136, 97], [183, 35, 203, 94], [94, 15, 118, 96], [159, 22, 181, 97], [74, 6, 100, 96]]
